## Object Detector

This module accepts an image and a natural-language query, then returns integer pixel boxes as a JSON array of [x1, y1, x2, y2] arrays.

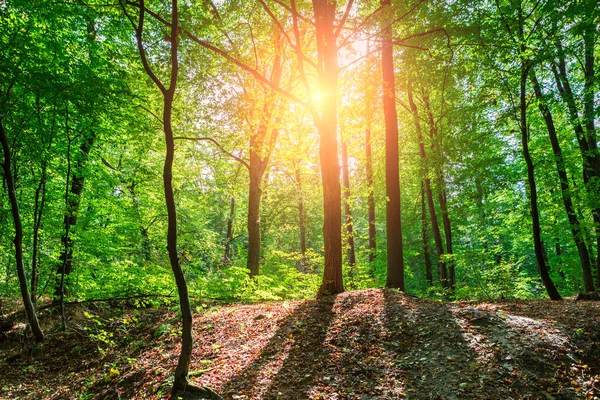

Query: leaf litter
[[0, 289, 598, 399]]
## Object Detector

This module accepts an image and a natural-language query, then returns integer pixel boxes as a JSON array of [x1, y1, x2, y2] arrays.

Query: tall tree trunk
[[365, 127, 376, 267], [313, 0, 343, 296], [295, 166, 307, 258], [247, 172, 262, 276], [552, 46, 600, 288], [57, 105, 72, 329], [163, 86, 197, 393], [381, 0, 404, 290], [126, 1, 219, 396], [530, 69, 594, 292], [421, 181, 433, 285], [554, 229, 566, 279], [407, 84, 447, 287], [30, 158, 48, 306], [54, 129, 95, 299], [223, 196, 235, 267], [582, 16, 600, 288], [422, 91, 454, 289], [341, 139, 356, 268], [31, 99, 54, 306], [519, 69, 561, 300], [127, 181, 152, 263], [517, 15, 561, 299], [0, 121, 44, 341]]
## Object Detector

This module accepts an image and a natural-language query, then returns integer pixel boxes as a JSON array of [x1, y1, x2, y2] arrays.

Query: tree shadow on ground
[[447, 303, 597, 399], [383, 291, 593, 400], [382, 289, 478, 400], [220, 295, 336, 399], [220, 289, 481, 399]]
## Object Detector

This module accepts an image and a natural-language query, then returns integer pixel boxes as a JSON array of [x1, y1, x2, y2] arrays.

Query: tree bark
[[421, 181, 433, 285], [30, 158, 48, 306], [125, 0, 218, 395], [54, 129, 95, 298], [341, 139, 356, 268], [0, 121, 44, 341], [313, 0, 343, 296], [31, 99, 54, 306], [127, 181, 152, 263], [58, 121, 72, 330], [365, 126, 376, 267], [552, 46, 600, 288], [223, 196, 235, 267], [530, 69, 594, 292], [422, 91, 454, 289], [517, 12, 561, 299], [381, 0, 404, 290], [295, 166, 307, 258], [582, 15, 600, 287], [54, 18, 98, 299], [519, 69, 561, 300], [247, 172, 262, 276]]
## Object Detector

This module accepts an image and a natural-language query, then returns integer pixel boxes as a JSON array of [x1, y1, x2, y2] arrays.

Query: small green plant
[[83, 311, 115, 352], [153, 323, 172, 339]]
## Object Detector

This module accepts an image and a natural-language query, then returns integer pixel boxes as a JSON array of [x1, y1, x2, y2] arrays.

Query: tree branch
[[335, 0, 355, 38], [174, 136, 250, 170]]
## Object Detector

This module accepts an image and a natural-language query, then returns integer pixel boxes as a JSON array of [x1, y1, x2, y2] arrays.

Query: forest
[[0, 0, 599, 399]]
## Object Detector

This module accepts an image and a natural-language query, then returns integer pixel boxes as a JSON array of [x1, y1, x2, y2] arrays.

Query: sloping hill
[[1, 289, 599, 399]]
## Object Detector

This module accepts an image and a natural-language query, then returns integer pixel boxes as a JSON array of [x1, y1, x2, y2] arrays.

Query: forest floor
[[0, 288, 599, 400]]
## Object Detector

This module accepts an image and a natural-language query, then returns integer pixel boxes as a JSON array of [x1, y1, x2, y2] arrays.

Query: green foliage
[[191, 263, 320, 302], [454, 253, 537, 300], [83, 311, 116, 353]]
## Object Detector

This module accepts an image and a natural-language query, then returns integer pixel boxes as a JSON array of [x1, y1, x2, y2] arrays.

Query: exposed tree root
[[576, 291, 600, 301], [172, 379, 222, 400]]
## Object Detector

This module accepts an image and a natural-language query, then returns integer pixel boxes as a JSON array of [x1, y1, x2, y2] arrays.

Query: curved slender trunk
[[365, 127, 376, 267], [531, 69, 594, 292], [341, 139, 356, 268], [54, 129, 95, 299], [0, 121, 44, 341], [421, 181, 433, 285], [552, 45, 600, 288], [422, 92, 454, 289], [295, 166, 307, 258], [30, 159, 47, 306], [519, 69, 561, 300], [407, 85, 447, 287], [223, 196, 235, 267], [126, 0, 217, 395], [517, 19, 561, 299]]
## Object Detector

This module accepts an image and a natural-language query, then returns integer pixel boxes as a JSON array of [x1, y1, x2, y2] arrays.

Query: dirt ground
[[1, 288, 599, 399]]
